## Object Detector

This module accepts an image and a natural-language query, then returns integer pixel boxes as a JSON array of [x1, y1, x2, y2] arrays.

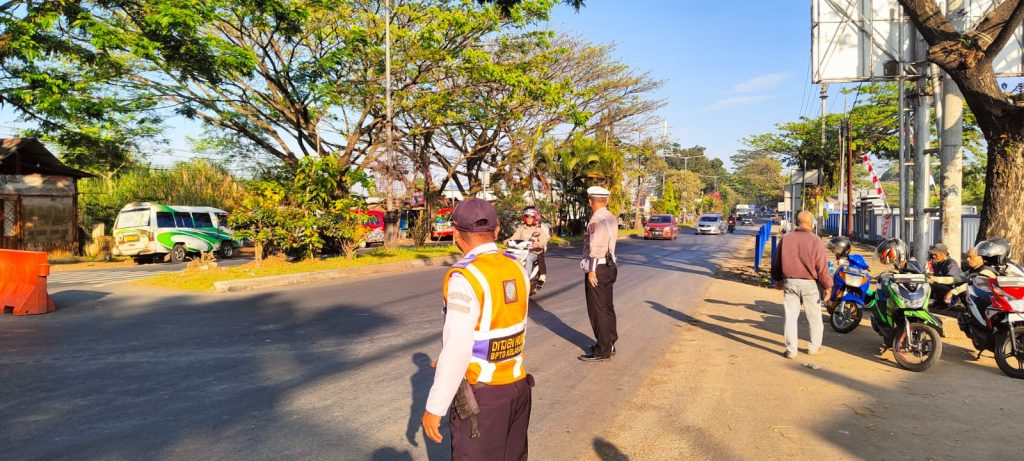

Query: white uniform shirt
[[424, 242, 497, 415]]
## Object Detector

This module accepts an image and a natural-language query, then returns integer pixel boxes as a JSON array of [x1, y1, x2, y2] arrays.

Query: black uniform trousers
[[449, 376, 534, 461], [585, 263, 618, 357]]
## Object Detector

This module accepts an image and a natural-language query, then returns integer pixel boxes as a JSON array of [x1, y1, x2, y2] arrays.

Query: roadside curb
[[212, 255, 461, 293]]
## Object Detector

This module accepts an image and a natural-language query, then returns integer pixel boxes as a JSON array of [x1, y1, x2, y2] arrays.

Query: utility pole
[[846, 119, 855, 237], [839, 99, 847, 236], [940, 0, 965, 260], [382, 0, 399, 250], [819, 83, 828, 224], [896, 6, 908, 241], [912, 27, 933, 263], [634, 131, 644, 231]]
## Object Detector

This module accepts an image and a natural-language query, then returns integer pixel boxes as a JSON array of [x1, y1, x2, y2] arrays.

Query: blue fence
[[754, 222, 772, 273]]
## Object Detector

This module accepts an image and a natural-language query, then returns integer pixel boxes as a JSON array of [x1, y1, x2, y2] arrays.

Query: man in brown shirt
[[770, 211, 833, 359]]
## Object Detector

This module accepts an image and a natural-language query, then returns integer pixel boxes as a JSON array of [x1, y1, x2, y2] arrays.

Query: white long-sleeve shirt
[[424, 243, 495, 416]]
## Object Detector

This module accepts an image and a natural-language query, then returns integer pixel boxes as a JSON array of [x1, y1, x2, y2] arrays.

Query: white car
[[696, 214, 726, 235]]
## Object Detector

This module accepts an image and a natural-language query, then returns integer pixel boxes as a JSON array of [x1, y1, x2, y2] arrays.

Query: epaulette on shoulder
[[452, 253, 477, 269], [502, 251, 518, 260]]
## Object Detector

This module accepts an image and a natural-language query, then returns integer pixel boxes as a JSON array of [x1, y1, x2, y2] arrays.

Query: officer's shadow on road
[[406, 352, 450, 461], [646, 300, 783, 355], [593, 437, 629, 461], [529, 300, 594, 353]]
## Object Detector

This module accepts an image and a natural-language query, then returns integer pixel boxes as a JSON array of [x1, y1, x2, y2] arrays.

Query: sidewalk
[[590, 240, 1024, 460]]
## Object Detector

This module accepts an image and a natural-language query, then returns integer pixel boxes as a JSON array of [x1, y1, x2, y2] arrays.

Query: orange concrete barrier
[[0, 249, 56, 315]]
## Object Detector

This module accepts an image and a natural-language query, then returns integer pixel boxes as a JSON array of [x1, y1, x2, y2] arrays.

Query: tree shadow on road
[[646, 301, 782, 355]]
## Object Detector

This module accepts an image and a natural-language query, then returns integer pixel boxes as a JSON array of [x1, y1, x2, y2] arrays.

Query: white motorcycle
[[506, 232, 543, 296]]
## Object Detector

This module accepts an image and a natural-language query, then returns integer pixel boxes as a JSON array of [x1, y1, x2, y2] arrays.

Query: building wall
[[0, 174, 78, 256]]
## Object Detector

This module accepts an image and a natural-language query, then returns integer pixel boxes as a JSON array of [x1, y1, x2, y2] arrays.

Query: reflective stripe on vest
[[442, 251, 529, 385]]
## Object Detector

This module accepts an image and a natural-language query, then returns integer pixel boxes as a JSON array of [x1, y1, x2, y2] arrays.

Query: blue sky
[[548, 0, 836, 169]]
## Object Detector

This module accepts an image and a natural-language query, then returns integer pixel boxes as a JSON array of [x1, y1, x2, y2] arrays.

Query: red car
[[644, 214, 679, 240], [430, 207, 454, 240]]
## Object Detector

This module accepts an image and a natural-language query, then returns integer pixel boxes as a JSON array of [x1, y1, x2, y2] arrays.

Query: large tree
[[899, 0, 1024, 260], [0, 0, 162, 172]]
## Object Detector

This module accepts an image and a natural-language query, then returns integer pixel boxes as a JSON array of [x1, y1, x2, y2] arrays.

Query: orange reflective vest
[[442, 250, 529, 385]]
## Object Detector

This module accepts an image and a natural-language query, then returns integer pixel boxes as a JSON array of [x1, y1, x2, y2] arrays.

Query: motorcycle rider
[[508, 206, 550, 289], [930, 238, 1010, 307]]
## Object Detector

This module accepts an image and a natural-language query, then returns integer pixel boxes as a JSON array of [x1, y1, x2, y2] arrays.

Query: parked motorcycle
[[872, 259, 944, 372], [960, 265, 1024, 378], [506, 232, 543, 296], [827, 254, 872, 333]]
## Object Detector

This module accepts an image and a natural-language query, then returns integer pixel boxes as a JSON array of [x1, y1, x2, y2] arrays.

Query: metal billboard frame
[[812, 0, 1024, 83]]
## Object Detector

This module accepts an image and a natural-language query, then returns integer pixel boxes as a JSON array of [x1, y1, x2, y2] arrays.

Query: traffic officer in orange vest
[[422, 198, 534, 460]]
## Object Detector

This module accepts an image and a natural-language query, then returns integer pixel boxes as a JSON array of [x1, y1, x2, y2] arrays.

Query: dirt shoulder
[[589, 236, 1024, 460]]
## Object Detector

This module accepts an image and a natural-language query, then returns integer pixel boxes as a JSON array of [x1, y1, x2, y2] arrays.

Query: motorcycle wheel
[[994, 329, 1024, 379], [830, 301, 863, 334], [892, 323, 942, 372]]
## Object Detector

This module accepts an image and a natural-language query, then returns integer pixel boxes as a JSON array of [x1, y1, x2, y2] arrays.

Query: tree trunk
[[978, 126, 1024, 264]]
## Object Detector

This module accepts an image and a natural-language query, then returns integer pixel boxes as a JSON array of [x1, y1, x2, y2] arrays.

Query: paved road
[[47, 257, 254, 289], [0, 227, 752, 460]]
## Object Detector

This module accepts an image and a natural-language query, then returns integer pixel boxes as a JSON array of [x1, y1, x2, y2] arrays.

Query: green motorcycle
[[870, 260, 944, 372]]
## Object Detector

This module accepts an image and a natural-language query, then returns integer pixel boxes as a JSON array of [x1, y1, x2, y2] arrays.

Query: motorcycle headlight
[[905, 297, 926, 309], [841, 273, 865, 288]]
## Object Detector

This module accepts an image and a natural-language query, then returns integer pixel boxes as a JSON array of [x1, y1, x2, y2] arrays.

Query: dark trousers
[[535, 251, 546, 276], [585, 264, 618, 357], [930, 283, 958, 308], [450, 377, 533, 461]]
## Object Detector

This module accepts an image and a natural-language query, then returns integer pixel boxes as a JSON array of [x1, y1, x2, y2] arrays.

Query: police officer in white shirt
[[578, 186, 619, 362]]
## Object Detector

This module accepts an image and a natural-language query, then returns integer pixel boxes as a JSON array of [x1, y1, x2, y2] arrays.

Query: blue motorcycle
[[826, 237, 873, 333]]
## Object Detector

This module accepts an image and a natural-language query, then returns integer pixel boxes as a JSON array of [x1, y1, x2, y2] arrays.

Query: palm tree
[[535, 135, 623, 235]]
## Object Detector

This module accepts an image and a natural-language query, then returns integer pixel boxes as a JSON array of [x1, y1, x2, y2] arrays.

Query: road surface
[[0, 227, 751, 460], [47, 257, 254, 289]]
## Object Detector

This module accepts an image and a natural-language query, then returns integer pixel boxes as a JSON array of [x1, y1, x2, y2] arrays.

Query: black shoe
[[589, 344, 616, 357], [577, 353, 611, 362]]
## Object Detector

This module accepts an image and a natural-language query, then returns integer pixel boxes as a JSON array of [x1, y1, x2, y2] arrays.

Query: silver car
[[696, 214, 726, 235]]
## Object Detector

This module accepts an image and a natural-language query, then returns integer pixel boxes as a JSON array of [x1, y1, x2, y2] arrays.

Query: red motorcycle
[[961, 271, 1024, 378]]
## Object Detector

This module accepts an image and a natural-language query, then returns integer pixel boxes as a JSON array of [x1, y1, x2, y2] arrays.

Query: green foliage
[[229, 157, 375, 261], [535, 134, 624, 235], [733, 157, 785, 207], [651, 180, 681, 216], [664, 169, 704, 215], [77, 159, 245, 231], [0, 0, 164, 173]]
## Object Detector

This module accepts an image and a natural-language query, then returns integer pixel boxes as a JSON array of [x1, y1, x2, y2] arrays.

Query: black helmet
[[975, 237, 1012, 268], [827, 236, 852, 256], [875, 238, 908, 266]]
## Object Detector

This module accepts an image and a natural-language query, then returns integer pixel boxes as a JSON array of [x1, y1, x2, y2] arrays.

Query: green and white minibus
[[112, 202, 240, 263]]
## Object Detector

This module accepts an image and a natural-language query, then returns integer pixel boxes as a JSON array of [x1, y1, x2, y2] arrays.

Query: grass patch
[[550, 234, 583, 245], [618, 228, 641, 238], [138, 245, 462, 292]]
